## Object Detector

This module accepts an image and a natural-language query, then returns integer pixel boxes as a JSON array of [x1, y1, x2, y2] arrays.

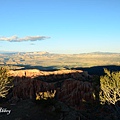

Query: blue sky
[[0, 0, 120, 54]]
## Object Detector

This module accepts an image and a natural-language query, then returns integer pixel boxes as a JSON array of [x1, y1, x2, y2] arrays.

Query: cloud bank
[[0, 35, 50, 42]]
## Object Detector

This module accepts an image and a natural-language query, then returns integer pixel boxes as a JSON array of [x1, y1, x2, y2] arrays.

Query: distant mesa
[[32, 51, 50, 55], [0, 51, 120, 54]]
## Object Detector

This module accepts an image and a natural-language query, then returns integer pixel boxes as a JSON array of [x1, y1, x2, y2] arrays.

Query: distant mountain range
[[0, 51, 120, 71], [0, 51, 119, 55]]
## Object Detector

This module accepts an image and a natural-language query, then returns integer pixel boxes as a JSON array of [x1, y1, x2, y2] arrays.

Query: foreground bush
[[0, 67, 13, 98], [100, 69, 120, 114]]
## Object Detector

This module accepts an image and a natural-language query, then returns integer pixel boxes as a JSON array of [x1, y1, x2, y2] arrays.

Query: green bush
[[100, 69, 120, 105], [0, 67, 13, 98], [99, 68, 120, 114]]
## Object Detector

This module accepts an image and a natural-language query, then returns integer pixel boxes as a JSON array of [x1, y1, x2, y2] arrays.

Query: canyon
[[8, 69, 95, 110]]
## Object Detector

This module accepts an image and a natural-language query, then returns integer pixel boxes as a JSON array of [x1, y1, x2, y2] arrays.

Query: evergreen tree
[[0, 67, 13, 98], [99, 68, 120, 113]]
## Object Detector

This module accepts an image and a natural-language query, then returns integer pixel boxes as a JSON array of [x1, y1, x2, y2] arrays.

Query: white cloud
[[0, 35, 50, 42]]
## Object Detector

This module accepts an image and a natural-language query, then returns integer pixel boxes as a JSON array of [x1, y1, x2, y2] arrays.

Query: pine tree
[[99, 68, 120, 113], [0, 67, 13, 98]]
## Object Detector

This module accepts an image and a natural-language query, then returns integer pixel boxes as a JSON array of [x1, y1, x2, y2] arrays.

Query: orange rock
[[9, 69, 94, 110]]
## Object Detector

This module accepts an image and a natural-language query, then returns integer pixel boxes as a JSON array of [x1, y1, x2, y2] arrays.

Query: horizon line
[[0, 50, 120, 54]]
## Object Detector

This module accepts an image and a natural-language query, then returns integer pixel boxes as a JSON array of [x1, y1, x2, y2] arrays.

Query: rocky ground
[[0, 99, 88, 120], [0, 98, 119, 120]]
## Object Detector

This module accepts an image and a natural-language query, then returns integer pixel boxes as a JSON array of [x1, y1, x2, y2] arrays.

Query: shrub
[[0, 67, 13, 98], [99, 68, 120, 114]]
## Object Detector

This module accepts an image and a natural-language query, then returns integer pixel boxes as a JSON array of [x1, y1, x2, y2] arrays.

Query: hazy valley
[[0, 51, 120, 71]]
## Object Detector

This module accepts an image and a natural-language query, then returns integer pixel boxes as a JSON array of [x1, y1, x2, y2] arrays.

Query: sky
[[0, 0, 120, 54]]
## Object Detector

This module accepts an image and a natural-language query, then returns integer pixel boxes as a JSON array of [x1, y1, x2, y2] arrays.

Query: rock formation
[[56, 79, 94, 109], [9, 69, 94, 110]]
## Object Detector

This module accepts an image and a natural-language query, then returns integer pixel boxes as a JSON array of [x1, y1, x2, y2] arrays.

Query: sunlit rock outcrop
[[9, 69, 94, 109]]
